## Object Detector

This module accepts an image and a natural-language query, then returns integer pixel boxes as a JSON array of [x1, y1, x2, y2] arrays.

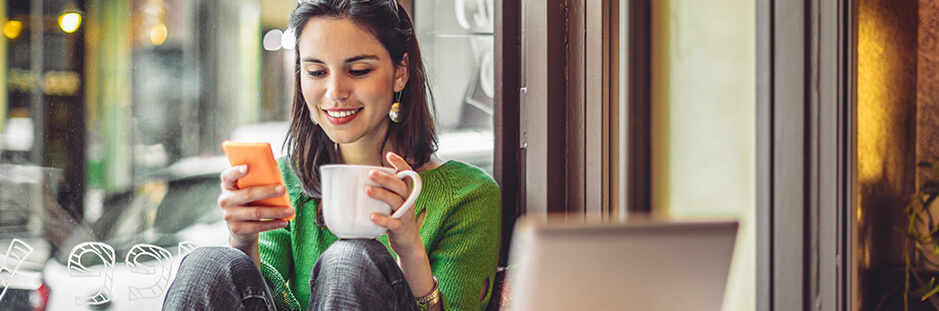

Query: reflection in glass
[[125, 244, 172, 301], [0, 239, 34, 303], [67, 242, 115, 306]]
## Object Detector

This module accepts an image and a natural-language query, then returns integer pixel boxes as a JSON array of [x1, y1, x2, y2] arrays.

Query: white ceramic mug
[[320, 164, 423, 239]]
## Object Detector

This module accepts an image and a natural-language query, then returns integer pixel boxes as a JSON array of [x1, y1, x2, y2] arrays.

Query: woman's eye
[[349, 69, 372, 76], [307, 70, 326, 77]]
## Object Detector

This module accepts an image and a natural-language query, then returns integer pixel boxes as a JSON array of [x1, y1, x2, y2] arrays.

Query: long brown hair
[[286, 0, 437, 199]]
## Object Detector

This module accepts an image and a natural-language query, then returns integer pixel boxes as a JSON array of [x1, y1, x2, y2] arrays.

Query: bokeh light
[[3, 20, 22, 39], [263, 29, 283, 51], [150, 23, 168, 45], [58, 12, 81, 33]]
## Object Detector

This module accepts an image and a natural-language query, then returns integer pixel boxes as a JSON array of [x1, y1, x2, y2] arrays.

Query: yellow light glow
[[857, 6, 889, 184], [3, 20, 22, 39], [58, 12, 81, 33], [150, 24, 168, 45]]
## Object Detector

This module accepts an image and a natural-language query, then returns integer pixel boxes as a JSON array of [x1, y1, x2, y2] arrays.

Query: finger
[[370, 213, 402, 231], [220, 165, 248, 190], [386, 152, 413, 171], [229, 219, 289, 235], [223, 205, 295, 222], [366, 186, 406, 211], [368, 170, 410, 198], [218, 184, 286, 208]]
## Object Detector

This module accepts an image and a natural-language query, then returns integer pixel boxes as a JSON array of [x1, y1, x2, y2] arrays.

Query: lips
[[323, 108, 362, 125]]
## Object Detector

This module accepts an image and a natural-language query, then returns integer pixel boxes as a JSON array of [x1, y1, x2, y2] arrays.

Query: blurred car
[[41, 123, 285, 310], [0, 165, 59, 311], [43, 155, 230, 310]]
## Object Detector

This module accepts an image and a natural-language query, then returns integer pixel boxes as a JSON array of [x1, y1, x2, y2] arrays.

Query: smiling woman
[[0, 0, 500, 309], [299, 17, 410, 161], [162, 1, 500, 311]]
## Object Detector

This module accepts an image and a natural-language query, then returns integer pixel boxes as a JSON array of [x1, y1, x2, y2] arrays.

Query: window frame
[[756, 0, 855, 309]]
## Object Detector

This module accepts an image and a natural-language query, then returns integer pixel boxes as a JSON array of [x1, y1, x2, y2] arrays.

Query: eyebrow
[[301, 54, 380, 64]]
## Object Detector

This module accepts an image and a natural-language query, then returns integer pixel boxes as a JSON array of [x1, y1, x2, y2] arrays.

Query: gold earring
[[389, 92, 402, 123]]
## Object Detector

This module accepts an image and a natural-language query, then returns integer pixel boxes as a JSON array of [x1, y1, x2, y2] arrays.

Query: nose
[[325, 74, 350, 102]]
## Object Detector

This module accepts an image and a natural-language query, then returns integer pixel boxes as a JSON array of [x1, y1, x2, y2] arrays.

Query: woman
[[163, 0, 501, 310]]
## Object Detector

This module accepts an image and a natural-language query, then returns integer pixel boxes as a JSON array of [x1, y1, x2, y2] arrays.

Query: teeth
[[326, 109, 359, 118]]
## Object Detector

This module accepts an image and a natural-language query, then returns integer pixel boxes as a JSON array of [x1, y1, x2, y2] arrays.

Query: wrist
[[402, 248, 427, 264], [416, 276, 440, 311], [395, 238, 427, 260], [229, 234, 258, 250]]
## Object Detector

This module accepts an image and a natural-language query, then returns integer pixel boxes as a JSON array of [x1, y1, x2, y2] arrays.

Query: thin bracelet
[[416, 276, 440, 310]]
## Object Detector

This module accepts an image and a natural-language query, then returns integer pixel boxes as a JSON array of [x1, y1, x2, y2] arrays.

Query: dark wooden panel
[[494, 0, 521, 266], [627, 0, 651, 213]]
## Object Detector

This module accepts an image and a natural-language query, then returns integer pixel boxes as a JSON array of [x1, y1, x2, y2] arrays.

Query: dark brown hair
[[286, 0, 437, 199]]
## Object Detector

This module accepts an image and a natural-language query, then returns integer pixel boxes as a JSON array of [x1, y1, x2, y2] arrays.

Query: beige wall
[[651, 0, 755, 310]]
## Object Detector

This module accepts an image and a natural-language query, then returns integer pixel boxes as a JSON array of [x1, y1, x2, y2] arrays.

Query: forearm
[[398, 245, 440, 310], [230, 234, 261, 267]]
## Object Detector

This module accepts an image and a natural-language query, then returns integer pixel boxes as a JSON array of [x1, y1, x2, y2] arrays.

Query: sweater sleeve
[[430, 176, 501, 311], [259, 226, 301, 311]]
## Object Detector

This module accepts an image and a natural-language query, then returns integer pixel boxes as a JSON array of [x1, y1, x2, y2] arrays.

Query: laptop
[[506, 215, 738, 311]]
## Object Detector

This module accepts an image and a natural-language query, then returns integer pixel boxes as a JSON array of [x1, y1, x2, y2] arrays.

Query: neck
[[339, 141, 384, 166], [338, 123, 391, 166]]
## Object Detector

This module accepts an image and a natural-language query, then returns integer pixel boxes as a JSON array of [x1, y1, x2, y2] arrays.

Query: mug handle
[[390, 170, 422, 219]]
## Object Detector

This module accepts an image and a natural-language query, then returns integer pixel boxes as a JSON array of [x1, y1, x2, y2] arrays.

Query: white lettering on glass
[[0, 239, 34, 303], [177, 241, 199, 257], [125, 244, 172, 301], [67, 242, 115, 306]]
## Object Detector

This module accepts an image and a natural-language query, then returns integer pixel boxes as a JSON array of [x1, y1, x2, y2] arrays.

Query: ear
[[393, 53, 409, 93]]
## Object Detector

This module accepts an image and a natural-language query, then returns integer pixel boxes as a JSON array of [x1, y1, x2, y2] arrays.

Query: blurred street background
[[0, 0, 495, 309]]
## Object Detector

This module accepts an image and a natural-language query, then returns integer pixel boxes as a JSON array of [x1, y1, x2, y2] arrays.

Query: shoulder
[[276, 156, 306, 201], [419, 161, 500, 221], [276, 156, 298, 184], [276, 156, 290, 172], [425, 160, 499, 197]]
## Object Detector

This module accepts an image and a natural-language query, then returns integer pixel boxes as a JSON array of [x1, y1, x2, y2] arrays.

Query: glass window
[[650, 0, 755, 310], [0, 0, 495, 309]]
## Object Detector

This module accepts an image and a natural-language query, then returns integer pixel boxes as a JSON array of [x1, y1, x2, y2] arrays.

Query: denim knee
[[309, 240, 417, 310], [178, 246, 254, 278], [166, 247, 274, 311], [312, 239, 398, 288], [319, 239, 391, 265]]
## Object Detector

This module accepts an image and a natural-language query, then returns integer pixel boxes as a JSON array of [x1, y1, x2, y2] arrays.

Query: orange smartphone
[[221, 140, 294, 220]]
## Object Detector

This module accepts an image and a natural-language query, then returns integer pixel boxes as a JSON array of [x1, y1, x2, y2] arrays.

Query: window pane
[[0, 0, 495, 309], [415, 0, 495, 175], [650, 0, 755, 310]]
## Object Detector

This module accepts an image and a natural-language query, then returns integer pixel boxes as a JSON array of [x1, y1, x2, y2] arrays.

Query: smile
[[323, 108, 362, 125]]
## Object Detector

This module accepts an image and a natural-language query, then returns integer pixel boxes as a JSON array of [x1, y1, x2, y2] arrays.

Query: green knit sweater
[[259, 159, 501, 311]]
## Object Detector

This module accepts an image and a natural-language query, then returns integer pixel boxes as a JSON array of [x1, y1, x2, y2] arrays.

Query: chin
[[322, 131, 359, 145]]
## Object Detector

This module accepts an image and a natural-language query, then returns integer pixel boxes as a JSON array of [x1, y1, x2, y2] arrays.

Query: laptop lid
[[506, 216, 738, 311]]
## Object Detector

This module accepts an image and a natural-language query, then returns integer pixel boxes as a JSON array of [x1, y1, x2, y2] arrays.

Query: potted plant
[[893, 160, 939, 311]]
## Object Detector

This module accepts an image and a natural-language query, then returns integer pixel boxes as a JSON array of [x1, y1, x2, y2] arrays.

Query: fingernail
[[239, 165, 247, 173], [275, 186, 285, 194]]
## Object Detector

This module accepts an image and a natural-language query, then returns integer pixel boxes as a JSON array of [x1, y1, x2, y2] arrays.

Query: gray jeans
[[162, 239, 420, 311]]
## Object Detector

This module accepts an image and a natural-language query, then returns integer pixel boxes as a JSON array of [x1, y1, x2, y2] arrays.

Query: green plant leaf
[[919, 160, 939, 176], [917, 161, 936, 170], [922, 284, 939, 301], [913, 278, 936, 298]]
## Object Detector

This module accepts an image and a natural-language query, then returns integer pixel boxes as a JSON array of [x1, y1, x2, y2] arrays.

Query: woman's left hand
[[367, 151, 424, 257]]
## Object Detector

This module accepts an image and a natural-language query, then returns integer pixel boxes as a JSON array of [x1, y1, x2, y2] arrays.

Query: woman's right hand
[[218, 165, 294, 250]]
